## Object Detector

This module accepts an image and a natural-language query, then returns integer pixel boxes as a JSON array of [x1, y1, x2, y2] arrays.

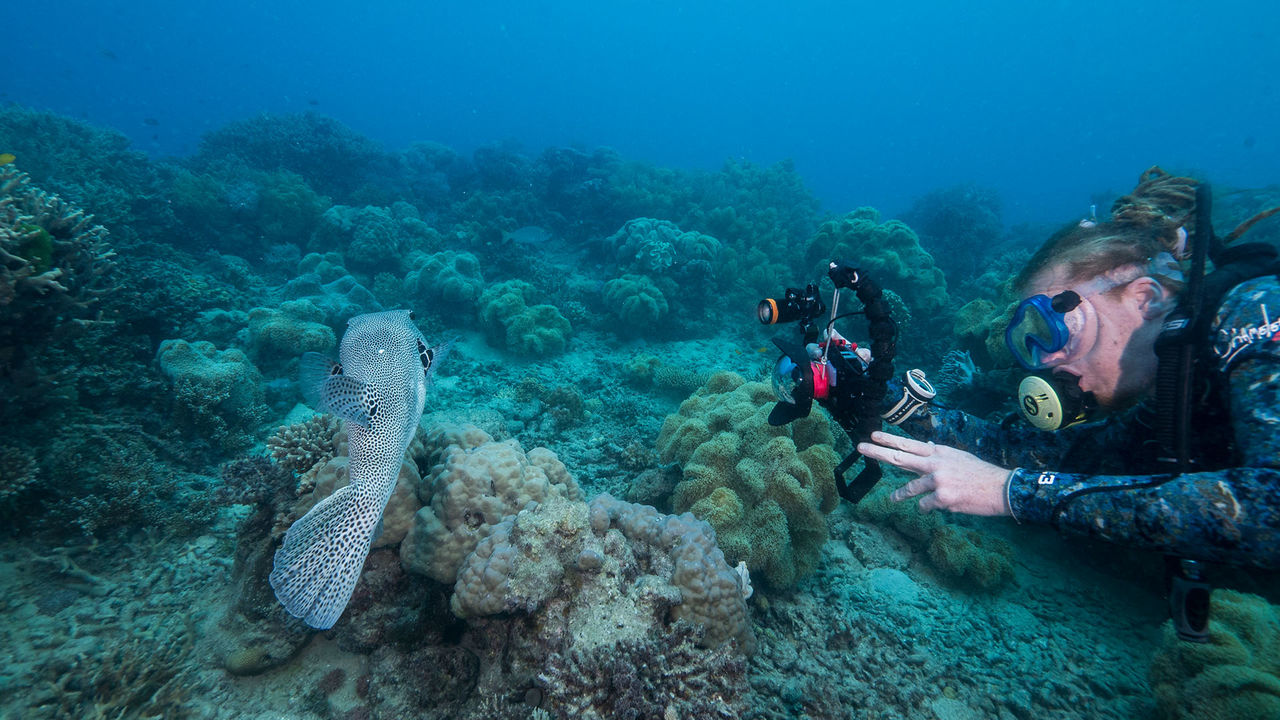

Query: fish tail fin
[[268, 484, 384, 629]]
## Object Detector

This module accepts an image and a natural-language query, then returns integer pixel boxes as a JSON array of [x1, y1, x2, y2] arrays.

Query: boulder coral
[[282, 253, 383, 326], [399, 424, 582, 584], [155, 339, 268, 453], [245, 299, 336, 374], [606, 217, 721, 280], [312, 202, 441, 275], [452, 492, 755, 651], [402, 250, 485, 310], [656, 371, 839, 588]]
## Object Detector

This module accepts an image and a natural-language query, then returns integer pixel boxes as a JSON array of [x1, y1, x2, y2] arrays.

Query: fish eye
[[408, 311, 416, 320]]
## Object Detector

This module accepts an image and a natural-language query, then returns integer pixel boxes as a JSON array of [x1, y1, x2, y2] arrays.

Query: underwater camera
[[758, 261, 933, 504]]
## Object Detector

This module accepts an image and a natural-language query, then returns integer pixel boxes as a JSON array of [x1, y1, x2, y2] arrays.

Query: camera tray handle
[[826, 261, 898, 503]]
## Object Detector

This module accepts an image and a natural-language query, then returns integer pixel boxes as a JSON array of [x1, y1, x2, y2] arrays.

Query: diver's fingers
[[868, 431, 937, 457], [917, 492, 944, 513], [890, 474, 937, 503], [857, 440, 935, 474]]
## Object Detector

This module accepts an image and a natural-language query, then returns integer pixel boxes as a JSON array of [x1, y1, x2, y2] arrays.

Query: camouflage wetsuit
[[901, 276, 1280, 568]]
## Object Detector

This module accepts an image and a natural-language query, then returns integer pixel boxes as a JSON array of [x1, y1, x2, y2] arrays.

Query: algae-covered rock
[[1150, 589, 1280, 719], [855, 481, 1014, 591]]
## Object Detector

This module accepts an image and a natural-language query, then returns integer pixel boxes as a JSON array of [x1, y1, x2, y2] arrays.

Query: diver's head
[[1008, 222, 1185, 410]]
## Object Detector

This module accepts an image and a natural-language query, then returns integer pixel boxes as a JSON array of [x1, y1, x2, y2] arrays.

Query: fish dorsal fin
[[300, 352, 371, 428]]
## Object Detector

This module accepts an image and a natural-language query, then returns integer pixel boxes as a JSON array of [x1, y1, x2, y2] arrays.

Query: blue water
[[7, 0, 1277, 223]]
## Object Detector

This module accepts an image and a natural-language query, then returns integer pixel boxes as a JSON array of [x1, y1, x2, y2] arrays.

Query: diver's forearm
[[1007, 467, 1280, 568]]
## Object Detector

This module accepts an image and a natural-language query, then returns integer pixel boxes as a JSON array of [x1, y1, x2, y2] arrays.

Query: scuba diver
[[849, 168, 1280, 640]]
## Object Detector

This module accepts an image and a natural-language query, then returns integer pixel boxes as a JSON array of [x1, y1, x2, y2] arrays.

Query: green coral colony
[[3, 105, 1278, 720]]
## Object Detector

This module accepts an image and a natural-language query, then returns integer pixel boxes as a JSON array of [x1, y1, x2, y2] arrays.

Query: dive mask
[[1005, 254, 1183, 371], [1005, 290, 1082, 370]]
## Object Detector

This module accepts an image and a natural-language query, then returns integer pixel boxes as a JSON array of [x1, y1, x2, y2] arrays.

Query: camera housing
[[758, 284, 826, 327]]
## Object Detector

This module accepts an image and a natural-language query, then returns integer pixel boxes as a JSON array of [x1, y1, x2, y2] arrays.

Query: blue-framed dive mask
[[1005, 290, 1083, 370]]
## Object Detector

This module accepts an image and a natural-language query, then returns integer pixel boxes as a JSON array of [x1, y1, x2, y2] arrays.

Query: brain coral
[[806, 207, 950, 315], [656, 371, 839, 588]]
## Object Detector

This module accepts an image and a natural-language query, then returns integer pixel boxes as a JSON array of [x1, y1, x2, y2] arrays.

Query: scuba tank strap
[[1151, 185, 1280, 643]]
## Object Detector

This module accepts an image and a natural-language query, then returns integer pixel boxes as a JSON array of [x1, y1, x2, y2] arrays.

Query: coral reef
[[476, 280, 573, 357], [42, 424, 217, 538], [29, 613, 200, 717], [806, 207, 950, 315], [900, 183, 1003, 282], [282, 252, 383, 326], [603, 273, 669, 333], [167, 165, 328, 257], [604, 217, 721, 287], [312, 203, 439, 275], [538, 623, 747, 719], [245, 299, 336, 375], [0, 106, 180, 243], [155, 339, 269, 454], [403, 249, 486, 312], [451, 493, 754, 650], [656, 371, 839, 588], [0, 165, 118, 407], [191, 112, 391, 202], [266, 413, 341, 489]]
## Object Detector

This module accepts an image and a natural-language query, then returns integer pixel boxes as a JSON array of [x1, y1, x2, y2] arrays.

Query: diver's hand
[[856, 431, 1012, 516]]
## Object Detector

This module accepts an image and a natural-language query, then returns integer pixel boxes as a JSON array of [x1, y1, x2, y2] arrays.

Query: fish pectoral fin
[[301, 352, 342, 400], [300, 353, 372, 427], [314, 375, 373, 428]]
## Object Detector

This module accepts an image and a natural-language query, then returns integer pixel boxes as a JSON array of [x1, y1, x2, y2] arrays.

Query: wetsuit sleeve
[[1006, 278, 1280, 568]]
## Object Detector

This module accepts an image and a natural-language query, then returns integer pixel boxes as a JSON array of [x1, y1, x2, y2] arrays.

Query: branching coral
[[29, 615, 201, 718], [0, 166, 119, 399], [0, 166, 115, 305], [537, 623, 747, 720], [0, 443, 39, 528], [266, 414, 341, 490]]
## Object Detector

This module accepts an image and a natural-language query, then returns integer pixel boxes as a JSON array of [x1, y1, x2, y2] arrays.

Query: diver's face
[[1024, 265, 1164, 408]]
